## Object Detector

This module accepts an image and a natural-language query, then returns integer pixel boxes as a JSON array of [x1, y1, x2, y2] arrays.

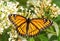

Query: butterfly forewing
[[8, 14, 27, 36], [8, 14, 26, 27]]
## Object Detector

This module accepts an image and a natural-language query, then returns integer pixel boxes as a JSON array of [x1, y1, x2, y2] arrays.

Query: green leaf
[[37, 34, 49, 41], [53, 22, 59, 36], [16, 0, 28, 7], [53, 0, 60, 7], [9, 0, 16, 2], [28, 37, 35, 41], [0, 29, 10, 41], [58, 34, 60, 41], [34, 37, 41, 41], [53, 15, 60, 24], [47, 33, 55, 39], [49, 35, 58, 41], [0, 27, 11, 41], [58, 25, 60, 41]]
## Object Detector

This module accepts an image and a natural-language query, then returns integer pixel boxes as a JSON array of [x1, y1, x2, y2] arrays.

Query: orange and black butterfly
[[8, 14, 53, 37]]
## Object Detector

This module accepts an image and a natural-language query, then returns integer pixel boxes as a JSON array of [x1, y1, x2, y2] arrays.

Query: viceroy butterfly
[[8, 14, 53, 37]]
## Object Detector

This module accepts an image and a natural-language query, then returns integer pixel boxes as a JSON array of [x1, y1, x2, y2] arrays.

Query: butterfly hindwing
[[28, 22, 39, 36], [28, 18, 52, 36], [17, 22, 27, 36], [8, 14, 27, 36]]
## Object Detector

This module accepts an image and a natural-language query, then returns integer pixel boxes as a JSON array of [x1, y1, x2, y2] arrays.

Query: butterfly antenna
[[25, 13, 29, 18]]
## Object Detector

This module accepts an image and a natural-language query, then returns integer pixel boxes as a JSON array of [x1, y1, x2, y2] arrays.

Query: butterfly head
[[27, 18, 31, 23]]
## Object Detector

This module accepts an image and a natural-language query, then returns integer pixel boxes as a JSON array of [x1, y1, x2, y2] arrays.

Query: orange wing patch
[[8, 14, 26, 27], [31, 19, 52, 29]]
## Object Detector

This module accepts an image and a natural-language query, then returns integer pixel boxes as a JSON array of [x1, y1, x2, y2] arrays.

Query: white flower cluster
[[8, 29, 27, 41], [50, 3, 60, 18], [27, 0, 60, 18], [0, 1, 19, 34], [7, 29, 18, 41]]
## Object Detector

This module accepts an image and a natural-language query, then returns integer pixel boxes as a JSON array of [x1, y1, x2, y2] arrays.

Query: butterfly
[[8, 14, 53, 37]]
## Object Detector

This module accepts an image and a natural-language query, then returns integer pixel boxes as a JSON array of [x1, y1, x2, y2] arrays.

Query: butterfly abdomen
[[26, 18, 31, 34]]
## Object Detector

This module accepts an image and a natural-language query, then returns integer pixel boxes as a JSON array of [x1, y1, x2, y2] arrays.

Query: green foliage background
[[0, 0, 60, 41]]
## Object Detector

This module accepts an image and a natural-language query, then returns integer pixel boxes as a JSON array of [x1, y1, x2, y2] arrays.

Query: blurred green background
[[0, 0, 60, 41]]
